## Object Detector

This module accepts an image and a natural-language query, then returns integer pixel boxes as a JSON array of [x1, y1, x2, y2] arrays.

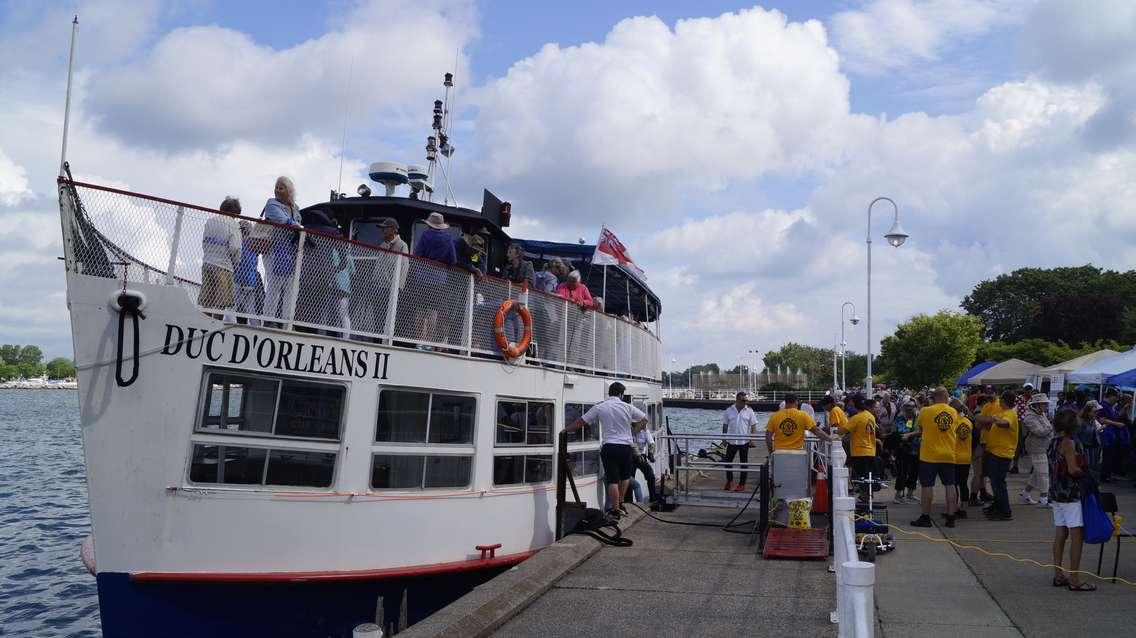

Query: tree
[[762, 342, 837, 389], [961, 265, 1136, 343], [877, 311, 983, 388], [0, 344, 19, 365], [0, 363, 18, 381], [17, 345, 43, 367], [46, 357, 76, 379]]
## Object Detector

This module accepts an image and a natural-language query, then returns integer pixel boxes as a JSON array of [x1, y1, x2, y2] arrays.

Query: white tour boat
[[57, 79, 663, 638]]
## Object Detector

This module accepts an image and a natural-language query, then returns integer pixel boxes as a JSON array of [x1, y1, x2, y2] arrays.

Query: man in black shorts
[[565, 381, 647, 517]]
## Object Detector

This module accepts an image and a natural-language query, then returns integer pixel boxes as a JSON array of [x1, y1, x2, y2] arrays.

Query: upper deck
[[56, 178, 661, 381]]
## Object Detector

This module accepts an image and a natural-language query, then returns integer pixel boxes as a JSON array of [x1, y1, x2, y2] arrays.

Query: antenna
[[59, 15, 78, 176], [426, 71, 458, 205]]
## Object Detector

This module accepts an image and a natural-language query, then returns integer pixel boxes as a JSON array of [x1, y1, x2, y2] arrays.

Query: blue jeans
[[983, 452, 1012, 516]]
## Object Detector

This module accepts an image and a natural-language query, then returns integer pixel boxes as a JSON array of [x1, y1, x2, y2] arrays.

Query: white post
[[843, 561, 876, 638], [833, 495, 856, 635], [592, 310, 597, 371], [562, 298, 569, 367], [285, 230, 306, 330], [383, 256, 402, 343], [464, 273, 475, 354], [165, 206, 184, 285]]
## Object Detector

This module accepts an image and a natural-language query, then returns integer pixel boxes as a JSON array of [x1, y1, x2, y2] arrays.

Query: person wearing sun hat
[[410, 212, 457, 346], [1019, 392, 1054, 506]]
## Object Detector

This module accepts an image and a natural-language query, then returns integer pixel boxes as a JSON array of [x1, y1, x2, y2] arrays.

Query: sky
[[1, 0, 1135, 373]]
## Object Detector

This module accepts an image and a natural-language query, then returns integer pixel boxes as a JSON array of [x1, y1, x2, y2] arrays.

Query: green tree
[[17, 345, 43, 367], [763, 342, 836, 389], [46, 357, 76, 379], [0, 363, 18, 381], [877, 311, 983, 388], [961, 265, 1136, 343], [0, 344, 19, 365]]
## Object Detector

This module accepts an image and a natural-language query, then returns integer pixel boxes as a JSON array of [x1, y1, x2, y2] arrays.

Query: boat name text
[[159, 324, 391, 379]]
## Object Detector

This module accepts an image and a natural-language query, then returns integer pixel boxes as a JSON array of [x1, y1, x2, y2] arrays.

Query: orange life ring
[[494, 299, 532, 359]]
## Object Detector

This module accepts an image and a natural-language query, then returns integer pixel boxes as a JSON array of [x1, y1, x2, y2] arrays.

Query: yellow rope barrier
[[851, 514, 1136, 587]]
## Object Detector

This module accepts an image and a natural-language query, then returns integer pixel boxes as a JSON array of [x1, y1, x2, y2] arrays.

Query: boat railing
[[57, 178, 661, 381]]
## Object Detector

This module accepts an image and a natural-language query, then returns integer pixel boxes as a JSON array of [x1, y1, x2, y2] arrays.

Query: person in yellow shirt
[[910, 387, 959, 528], [820, 395, 849, 435], [949, 397, 974, 520], [831, 396, 880, 501], [969, 394, 996, 506], [765, 394, 831, 452], [975, 390, 1019, 521]]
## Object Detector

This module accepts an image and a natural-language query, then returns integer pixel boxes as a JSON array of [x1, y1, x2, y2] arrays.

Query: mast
[[59, 15, 78, 176]]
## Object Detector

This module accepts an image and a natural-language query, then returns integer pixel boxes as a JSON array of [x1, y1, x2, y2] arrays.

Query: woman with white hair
[[555, 270, 594, 309], [261, 176, 302, 322]]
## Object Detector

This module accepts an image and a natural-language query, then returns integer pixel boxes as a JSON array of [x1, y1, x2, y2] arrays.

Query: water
[[0, 397, 732, 637], [0, 390, 99, 637]]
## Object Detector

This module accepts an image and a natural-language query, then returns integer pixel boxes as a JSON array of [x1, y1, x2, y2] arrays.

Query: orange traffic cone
[[812, 464, 829, 513]]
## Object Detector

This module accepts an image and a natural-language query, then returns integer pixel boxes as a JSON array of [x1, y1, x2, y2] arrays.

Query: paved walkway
[[873, 470, 1136, 638], [495, 505, 835, 638]]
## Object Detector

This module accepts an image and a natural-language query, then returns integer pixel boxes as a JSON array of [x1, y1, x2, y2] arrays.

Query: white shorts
[[1052, 500, 1083, 528]]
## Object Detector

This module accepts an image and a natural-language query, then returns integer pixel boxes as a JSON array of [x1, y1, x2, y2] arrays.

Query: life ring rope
[[494, 290, 533, 359]]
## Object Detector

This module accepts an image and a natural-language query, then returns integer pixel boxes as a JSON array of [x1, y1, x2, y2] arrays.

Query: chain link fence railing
[[59, 179, 661, 380]]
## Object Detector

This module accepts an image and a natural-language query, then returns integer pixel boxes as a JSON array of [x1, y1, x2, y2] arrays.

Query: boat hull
[[96, 566, 511, 638]]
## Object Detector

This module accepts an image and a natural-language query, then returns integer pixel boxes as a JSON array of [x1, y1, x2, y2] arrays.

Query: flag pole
[[601, 265, 607, 305]]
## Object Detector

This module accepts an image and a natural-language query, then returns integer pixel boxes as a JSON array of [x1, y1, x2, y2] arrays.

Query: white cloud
[[0, 150, 33, 206], [469, 7, 850, 229], [86, 0, 477, 150], [830, 0, 1023, 74]]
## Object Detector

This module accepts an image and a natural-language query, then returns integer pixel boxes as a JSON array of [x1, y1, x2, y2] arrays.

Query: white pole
[[59, 15, 78, 176], [842, 561, 876, 638], [165, 206, 184, 285]]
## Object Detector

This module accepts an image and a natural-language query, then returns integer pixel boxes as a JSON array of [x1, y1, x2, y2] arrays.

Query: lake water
[[0, 393, 751, 637], [0, 390, 99, 637]]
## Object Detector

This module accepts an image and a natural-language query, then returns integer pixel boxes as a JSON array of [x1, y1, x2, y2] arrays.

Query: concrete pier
[[403, 469, 1136, 638]]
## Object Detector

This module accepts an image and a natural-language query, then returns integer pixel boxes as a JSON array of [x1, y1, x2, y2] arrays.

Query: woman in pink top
[[556, 270, 594, 309]]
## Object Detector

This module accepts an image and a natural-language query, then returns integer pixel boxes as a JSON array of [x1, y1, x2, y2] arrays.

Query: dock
[[402, 469, 1136, 637]]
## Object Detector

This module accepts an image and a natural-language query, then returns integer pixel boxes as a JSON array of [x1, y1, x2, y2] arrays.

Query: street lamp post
[[841, 301, 860, 392], [865, 197, 909, 390]]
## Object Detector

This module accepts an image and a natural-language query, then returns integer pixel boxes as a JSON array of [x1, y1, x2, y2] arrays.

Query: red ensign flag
[[592, 227, 645, 279]]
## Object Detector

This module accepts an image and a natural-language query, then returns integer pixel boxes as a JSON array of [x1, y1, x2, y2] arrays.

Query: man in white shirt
[[565, 382, 647, 517], [722, 391, 760, 492]]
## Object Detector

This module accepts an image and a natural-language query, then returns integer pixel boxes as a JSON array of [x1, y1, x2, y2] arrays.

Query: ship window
[[189, 445, 337, 488], [564, 403, 599, 443], [568, 449, 599, 477], [189, 445, 266, 485], [200, 374, 276, 434], [275, 381, 345, 440], [197, 371, 344, 440], [266, 450, 336, 488], [493, 454, 554, 486], [375, 390, 475, 444], [496, 400, 555, 446], [370, 454, 473, 490]]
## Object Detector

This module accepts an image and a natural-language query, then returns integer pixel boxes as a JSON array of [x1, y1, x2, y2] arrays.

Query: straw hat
[[463, 234, 486, 254], [425, 212, 447, 229], [1027, 393, 1049, 405]]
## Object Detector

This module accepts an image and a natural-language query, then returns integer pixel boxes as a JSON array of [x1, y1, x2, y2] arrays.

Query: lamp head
[[850, 315, 861, 326], [885, 219, 908, 247]]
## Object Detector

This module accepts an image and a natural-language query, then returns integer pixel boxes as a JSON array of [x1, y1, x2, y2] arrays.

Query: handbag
[[1082, 491, 1113, 545], [248, 217, 274, 254]]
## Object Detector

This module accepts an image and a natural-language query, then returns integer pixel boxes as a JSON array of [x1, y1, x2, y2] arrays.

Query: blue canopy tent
[[1107, 368, 1136, 387], [956, 360, 997, 387]]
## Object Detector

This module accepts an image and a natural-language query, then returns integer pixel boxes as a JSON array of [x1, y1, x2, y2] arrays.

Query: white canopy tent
[[1033, 349, 1120, 392], [1065, 349, 1136, 385], [968, 358, 1042, 385]]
